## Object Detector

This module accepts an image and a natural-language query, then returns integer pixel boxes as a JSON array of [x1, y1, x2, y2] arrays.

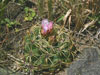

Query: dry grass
[[62, 0, 100, 31]]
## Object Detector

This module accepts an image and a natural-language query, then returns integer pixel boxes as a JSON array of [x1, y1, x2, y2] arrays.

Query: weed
[[24, 7, 36, 21], [1, 18, 20, 28]]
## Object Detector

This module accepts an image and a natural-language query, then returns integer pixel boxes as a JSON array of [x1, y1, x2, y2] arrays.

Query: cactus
[[23, 20, 78, 74]]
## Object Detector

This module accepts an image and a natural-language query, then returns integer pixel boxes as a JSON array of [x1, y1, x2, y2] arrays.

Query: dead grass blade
[[81, 20, 97, 32], [63, 9, 72, 25]]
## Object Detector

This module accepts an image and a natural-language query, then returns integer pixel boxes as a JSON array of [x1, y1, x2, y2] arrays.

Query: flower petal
[[48, 22, 53, 30], [42, 19, 49, 26]]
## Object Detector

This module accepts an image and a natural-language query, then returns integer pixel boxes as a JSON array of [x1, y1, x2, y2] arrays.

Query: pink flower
[[48, 22, 53, 31], [41, 19, 53, 35]]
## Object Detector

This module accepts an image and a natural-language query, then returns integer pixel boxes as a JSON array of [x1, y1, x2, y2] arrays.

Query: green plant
[[56, 15, 64, 23], [24, 7, 36, 21], [23, 25, 78, 74], [1, 18, 20, 28]]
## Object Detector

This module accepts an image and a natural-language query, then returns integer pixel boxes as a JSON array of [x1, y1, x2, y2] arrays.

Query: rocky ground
[[67, 47, 100, 75]]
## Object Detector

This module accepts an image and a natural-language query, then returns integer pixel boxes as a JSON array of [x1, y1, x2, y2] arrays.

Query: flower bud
[[41, 19, 53, 35]]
